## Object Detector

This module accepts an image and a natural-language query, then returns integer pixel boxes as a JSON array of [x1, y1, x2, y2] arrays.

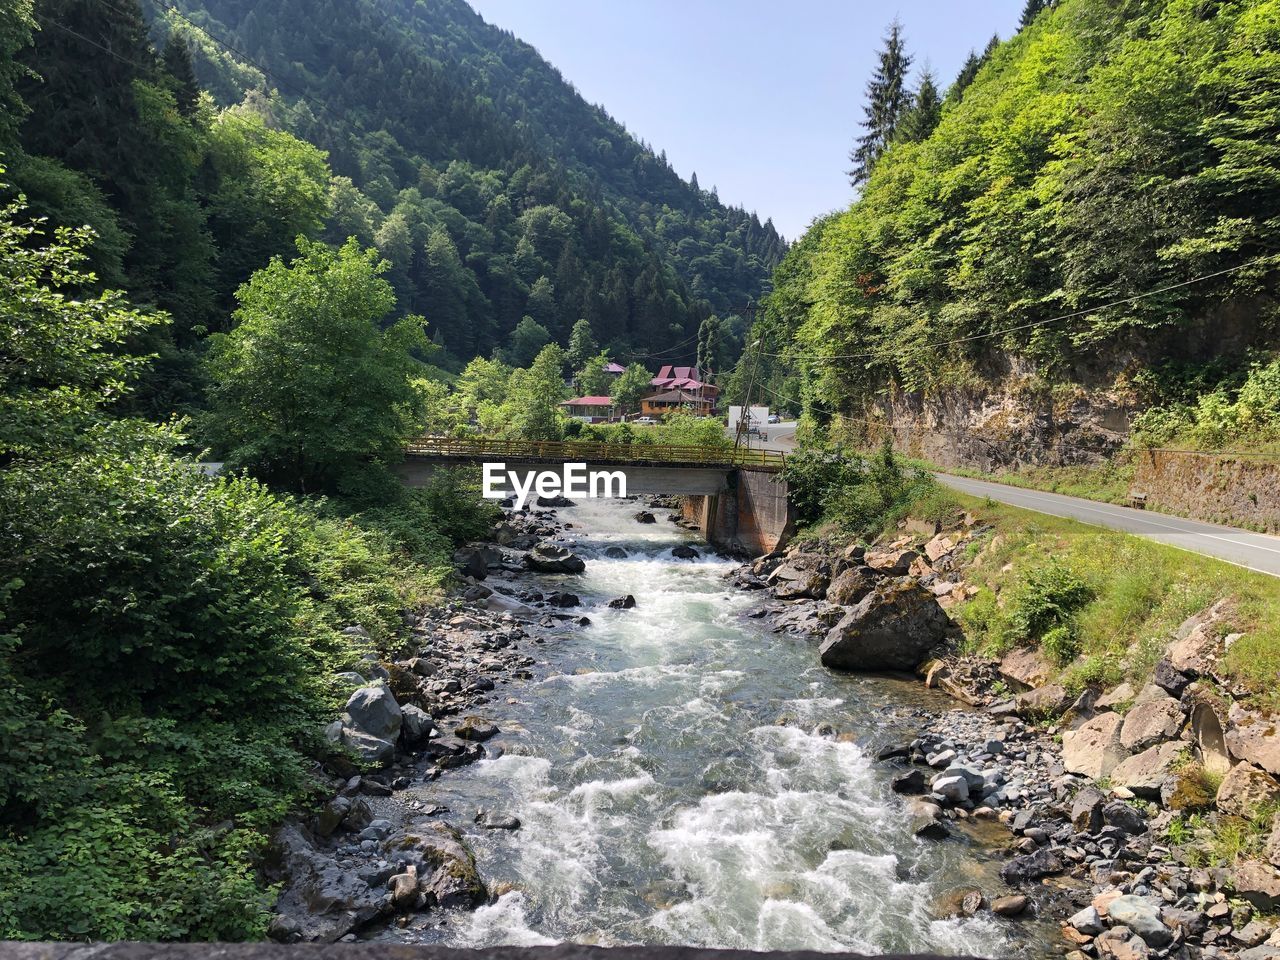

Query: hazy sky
[[466, 1, 1024, 241]]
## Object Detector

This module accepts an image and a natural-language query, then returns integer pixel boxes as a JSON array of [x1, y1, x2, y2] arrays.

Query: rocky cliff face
[[853, 376, 1133, 471]]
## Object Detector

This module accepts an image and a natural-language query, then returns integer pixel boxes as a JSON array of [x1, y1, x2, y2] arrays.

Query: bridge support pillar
[[682, 469, 795, 557]]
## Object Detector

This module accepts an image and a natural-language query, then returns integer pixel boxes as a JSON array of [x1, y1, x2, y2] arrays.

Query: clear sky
[[466, 0, 1024, 241]]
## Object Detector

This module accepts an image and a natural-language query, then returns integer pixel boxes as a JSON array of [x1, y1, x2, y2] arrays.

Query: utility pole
[[734, 337, 763, 452]]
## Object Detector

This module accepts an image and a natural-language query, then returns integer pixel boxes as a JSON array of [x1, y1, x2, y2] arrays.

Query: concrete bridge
[[396, 437, 796, 555]]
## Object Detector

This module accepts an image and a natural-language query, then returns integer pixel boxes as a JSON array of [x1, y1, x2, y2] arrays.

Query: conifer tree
[[896, 69, 942, 144], [848, 19, 914, 186]]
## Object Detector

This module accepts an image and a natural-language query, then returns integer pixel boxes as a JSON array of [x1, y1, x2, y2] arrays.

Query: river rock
[[1111, 742, 1184, 797], [1107, 896, 1173, 947], [525, 543, 586, 573], [537, 494, 575, 507], [454, 716, 499, 742], [818, 578, 951, 672], [453, 543, 502, 580], [1071, 785, 1106, 833], [774, 570, 830, 600], [545, 591, 581, 608], [1120, 694, 1184, 752], [671, 545, 700, 560], [634, 511, 656, 524], [397, 821, 488, 909], [1000, 845, 1063, 884], [1230, 860, 1280, 912], [1069, 905, 1106, 936], [400, 704, 433, 744], [476, 810, 521, 830], [269, 822, 389, 942], [827, 566, 878, 606], [991, 894, 1028, 917], [999, 647, 1053, 690], [892, 769, 926, 794], [1224, 705, 1280, 776], [1063, 712, 1128, 779], [1102, 800, 1147, 835], [931, 774, 969, 803], [604, 546, 629, 558], [1216, 762, 1280, 818], [1267, 815, 1280, 867], [607, 595, 637, 609], [344, 684, 402, 741]]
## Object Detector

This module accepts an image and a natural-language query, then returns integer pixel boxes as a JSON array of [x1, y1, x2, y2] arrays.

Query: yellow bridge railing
[[405, 435, 786, 470]]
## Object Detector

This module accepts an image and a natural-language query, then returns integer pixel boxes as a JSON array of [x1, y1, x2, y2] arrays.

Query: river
[[382, 498, 1051, 956]]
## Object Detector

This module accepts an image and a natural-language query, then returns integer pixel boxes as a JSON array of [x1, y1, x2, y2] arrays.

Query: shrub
[[0, 436, 453, 939], [1005, 559, 1093, 648]]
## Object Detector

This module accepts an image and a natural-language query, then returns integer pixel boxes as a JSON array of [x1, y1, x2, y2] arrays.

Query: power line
[[761, 253, 1280, 363]]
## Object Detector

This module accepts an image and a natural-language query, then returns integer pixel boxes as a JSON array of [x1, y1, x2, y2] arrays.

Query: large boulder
[[1063, 712, 1128, 779], [1229, 860, 1280, 912], [1120, 694, 1184, 752], [827, 566, 878, 606], [344, 683, 401, 741], [1014, 682, 1073, 718], [1111, 742, 1185, 798], [269, 823, 389, 942], [818, 578, 951, 672], [453, 543, 502, 580], [999, 647, 1053, 691], [1224, 705, 1280, 776], [392, 821, 487, 909], [1216, 762, 1280, 819], [524, 542, 586, 574]]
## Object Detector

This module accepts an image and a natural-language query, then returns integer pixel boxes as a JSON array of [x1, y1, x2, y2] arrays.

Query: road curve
[[936, 473, 1280, 578]]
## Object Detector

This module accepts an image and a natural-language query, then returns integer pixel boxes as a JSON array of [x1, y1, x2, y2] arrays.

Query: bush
[[1005, 559, 1093, 650], [0, 435, 453, 939]]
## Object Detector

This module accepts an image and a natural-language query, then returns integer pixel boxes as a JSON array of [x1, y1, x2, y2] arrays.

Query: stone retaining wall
[[1130, 450, 1280, 532]]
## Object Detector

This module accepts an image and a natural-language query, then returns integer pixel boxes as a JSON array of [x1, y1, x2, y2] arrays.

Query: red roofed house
[[560, 395, 615, 423], [641, 365, 719, 419]]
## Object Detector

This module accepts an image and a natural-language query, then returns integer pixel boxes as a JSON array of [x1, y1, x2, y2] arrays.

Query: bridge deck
[[406, 436, 786, 471]]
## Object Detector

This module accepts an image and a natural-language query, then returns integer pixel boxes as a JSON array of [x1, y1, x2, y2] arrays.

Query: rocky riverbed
[[266, 498, 1280, 960], [734, 521, 1280, 960]]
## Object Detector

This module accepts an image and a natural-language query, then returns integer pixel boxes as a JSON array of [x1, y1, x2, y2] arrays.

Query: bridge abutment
[[681, 468, 795, 557]]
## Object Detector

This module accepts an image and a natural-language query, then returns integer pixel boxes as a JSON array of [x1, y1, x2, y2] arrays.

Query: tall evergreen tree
[[161, 37, 201, 117], [848, 19, 914, 186], [948, 50, 983, 103], [896, 69, 942, 144]]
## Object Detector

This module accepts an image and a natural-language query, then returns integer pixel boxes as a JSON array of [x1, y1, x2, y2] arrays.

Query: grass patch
[[950, 494, 1280, 704]]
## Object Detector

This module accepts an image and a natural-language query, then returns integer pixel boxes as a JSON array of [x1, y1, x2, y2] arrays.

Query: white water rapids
[[381, 499, 1052, 956]]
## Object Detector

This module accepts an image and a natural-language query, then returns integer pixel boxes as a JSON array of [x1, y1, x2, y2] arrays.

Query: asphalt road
[[936, 473, 1280, 577], [725, 420, 1280, 575]]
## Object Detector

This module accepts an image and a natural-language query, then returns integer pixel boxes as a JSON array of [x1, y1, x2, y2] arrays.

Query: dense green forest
[[5, 0, 783, 414], [744, 0, 1280, 445]]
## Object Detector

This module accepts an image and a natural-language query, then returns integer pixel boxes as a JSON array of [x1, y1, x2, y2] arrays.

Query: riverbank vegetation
[[787, 444, 1280, 704], [740, 0, 1280, 457], [0, 180, 493, 938]]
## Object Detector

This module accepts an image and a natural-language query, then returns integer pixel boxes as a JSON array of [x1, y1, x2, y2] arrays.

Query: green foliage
[[0, 185, 162, 461], [783, 438, 945, 536], [769, 0, 1280, 426], [504, 316, 552, 368], [609, 362, 654, 414], [1132, 355, 1280, 449], [204, 238, 429, 491], [566, 318, 599, 372], [502, 343, 568, 440], [575, 352, 614, 397]]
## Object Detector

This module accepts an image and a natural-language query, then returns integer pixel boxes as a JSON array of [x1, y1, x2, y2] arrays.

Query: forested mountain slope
[[756, 0, 1280, 462], [151, 0, 785, 362]]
